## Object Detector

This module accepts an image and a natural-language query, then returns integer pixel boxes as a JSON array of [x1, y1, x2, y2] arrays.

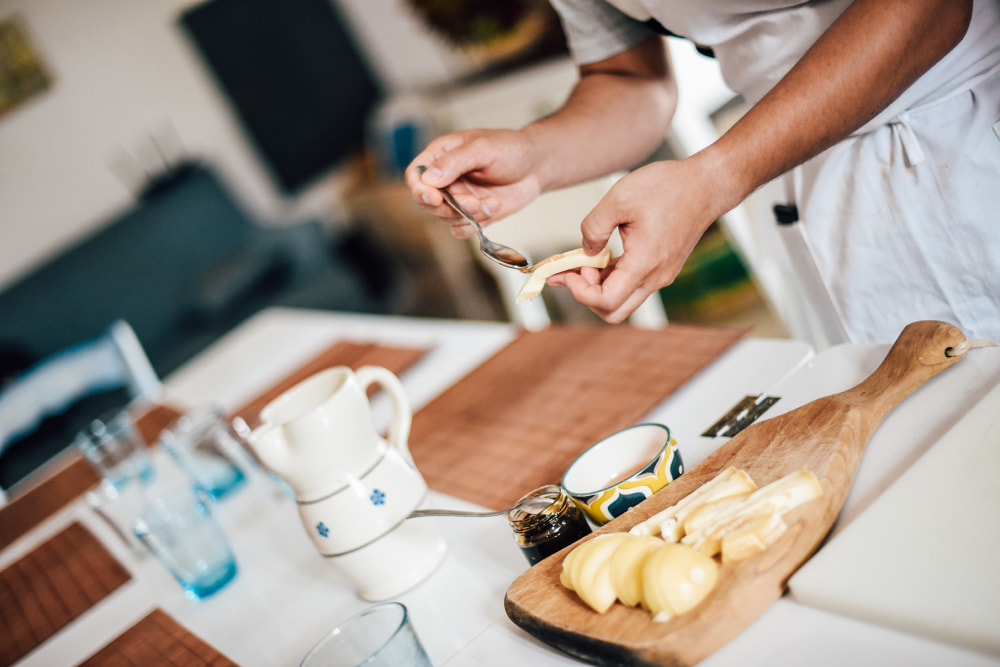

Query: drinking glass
[[75, 409, 154, 493], [158, 407, 246, 500], [300, 602, 431, 667], [132, 487, 238, 599]]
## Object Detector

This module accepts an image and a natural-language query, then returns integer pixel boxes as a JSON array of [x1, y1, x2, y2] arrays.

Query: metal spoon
[[407, 495, 554, 520], [416, 165, 531, 272]]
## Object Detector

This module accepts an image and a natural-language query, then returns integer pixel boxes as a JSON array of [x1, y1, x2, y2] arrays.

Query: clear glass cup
[[300, 602, 431, 667], [75, 409, 154, 493], [158, 407, 246, 500], [132, 487, 238, 600]]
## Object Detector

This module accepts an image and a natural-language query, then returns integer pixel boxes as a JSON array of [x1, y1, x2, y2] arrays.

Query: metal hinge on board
[[702, 394, 781, 438]]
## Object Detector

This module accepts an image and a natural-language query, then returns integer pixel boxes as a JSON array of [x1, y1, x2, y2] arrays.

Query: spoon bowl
[[416, 165, 531, 272]]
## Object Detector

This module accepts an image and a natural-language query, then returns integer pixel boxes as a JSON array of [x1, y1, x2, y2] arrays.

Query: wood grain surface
[[0, 522, 131, 666], [79, 608, 238, 666], [504, 321, 968, 666], [408, 324, 745, 511]]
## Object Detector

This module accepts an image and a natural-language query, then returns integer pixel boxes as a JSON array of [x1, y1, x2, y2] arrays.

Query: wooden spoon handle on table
[[505, 320, 970, 667]]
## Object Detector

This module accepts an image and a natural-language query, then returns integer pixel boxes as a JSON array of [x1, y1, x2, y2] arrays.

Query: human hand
[[406, 128, 543, 239], [549, 157, 733, 323]]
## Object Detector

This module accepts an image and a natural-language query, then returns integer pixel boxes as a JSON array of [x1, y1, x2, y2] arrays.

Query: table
[[5, 308, 999, 666]]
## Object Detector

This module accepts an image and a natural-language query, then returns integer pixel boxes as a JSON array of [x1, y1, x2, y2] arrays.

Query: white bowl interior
[[562, 424, 670, 494]]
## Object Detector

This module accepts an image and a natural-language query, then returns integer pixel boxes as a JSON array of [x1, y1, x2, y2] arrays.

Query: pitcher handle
[[354, 365, 413, 460]]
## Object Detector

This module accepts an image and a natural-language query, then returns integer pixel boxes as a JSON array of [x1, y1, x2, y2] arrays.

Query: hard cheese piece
[[720, 509, 788, 562], [609, 535, 663, 607], [516, 248, 612, 303], [682, 469, 822, 556], [565, 533, 632, 613], [641, 542, 719, 621], [630, 466, 757, 541]]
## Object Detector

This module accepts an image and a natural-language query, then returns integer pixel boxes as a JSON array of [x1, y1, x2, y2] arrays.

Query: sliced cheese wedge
[[630, 467, 757, 541], [564, 533, 632, 613], [682, 492, 753, 537], [720, 509, 788, 562], [682, 469, 822, 556], [515, 247, 612, 303], [609, 534, 663, 607]]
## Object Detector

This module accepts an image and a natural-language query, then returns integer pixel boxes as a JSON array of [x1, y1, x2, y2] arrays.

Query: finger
[[408, 134, 475, 204], [562, 271, 653, 325], [560, 269, 616, 312], [405, 158, 439, 203], [546, 265, 601, 289], [413, 164, 501, 225], [422, 142, 496, 189], [579, 198, 620, 256], [560, 261, 647, 323], [603, 288, 655, 325]]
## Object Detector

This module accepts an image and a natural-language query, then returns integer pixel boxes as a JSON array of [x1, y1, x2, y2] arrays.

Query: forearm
[[698, 0, 972, 214], [523, 36, 678, 193]]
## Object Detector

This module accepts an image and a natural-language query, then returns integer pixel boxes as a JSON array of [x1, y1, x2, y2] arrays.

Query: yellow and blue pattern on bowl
[[570, 438, 683, 524]]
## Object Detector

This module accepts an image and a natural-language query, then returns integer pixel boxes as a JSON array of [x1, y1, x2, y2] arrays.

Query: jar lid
[[507, 484, 572, 534]]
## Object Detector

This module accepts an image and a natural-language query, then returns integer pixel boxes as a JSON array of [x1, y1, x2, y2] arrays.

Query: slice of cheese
[[720, 509, 787, 562], [564, 533, 632, 613], [630, 467, 757, 540], [641, 542, 718, 620], [609, 534, 664, 607], [515, 247, 612, 303], [682, 469, 822, 556], [682, 493, 753, 537]]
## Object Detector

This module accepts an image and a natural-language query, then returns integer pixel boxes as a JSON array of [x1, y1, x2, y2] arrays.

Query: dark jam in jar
[[507, 485, 592, 565]]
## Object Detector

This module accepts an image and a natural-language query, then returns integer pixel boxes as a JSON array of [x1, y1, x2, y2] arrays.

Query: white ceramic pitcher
[[247, 366, 446, 601]]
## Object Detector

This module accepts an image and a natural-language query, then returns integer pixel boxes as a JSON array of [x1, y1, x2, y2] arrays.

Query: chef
[[407, 0, 1000, 343]]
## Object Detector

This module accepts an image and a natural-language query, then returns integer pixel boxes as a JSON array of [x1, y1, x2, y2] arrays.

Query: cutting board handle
[[837, 320, 966, 424]]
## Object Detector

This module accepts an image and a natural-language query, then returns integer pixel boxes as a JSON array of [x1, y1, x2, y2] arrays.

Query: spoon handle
[[407, 508, 508, 519], [439, 188, 489, 241], [415, 165, 531, 271], [415, 166, 487, 240]]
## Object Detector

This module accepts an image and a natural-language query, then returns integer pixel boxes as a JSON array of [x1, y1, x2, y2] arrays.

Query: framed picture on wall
[[0, 15, 52, 119]]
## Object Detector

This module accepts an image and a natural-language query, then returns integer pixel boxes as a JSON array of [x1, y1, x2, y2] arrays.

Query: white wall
[[0, 0, 471, 290]]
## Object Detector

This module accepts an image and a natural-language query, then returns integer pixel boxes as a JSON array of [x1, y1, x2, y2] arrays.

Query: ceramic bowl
[[561, 423, 683, 524]]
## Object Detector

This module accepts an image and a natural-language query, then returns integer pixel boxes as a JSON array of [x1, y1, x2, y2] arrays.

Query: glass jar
[[507, 485, 592, 565]]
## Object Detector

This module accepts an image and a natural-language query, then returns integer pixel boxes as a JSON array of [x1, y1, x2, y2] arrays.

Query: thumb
[[579, 199, 618, 256], [422, 145, 493, 190]]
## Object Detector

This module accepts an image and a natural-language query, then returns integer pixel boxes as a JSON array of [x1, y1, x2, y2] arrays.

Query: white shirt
[[548, 0, 1000, 342]]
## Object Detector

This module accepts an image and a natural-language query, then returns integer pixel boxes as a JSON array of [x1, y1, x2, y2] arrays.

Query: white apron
[[550, 0, 1000, 341]]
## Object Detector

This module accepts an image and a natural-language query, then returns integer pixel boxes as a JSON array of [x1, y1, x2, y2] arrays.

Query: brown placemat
[[408, 324, 745, 510], [231, 341, 429, 431], [0, 404, 184, 551], [0, 521, 131, 666], [78, 608, 238, 666]]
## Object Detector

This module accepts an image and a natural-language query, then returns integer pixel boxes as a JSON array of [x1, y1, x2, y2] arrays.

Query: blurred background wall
[[0, 0, 483, 291]]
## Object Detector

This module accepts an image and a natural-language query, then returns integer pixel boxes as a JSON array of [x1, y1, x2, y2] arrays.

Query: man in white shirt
[[407, 0, 1000, 342]]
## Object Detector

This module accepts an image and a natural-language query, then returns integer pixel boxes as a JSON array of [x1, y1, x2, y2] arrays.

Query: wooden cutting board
[[504, 321, 971, 666]]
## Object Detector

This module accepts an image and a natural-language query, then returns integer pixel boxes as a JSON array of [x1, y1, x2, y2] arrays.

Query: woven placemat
[[408, 324, 745, 510], [231, 341, 429, 431], [0, 521, 131, 666], [78, 607, 238, 666]]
